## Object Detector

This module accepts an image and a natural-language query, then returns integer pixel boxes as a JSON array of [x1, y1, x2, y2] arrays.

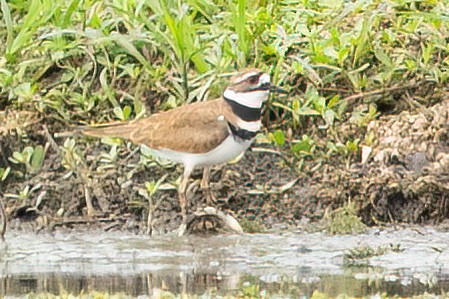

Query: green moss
[[324, 202, 366, 235], [239, 218, 267, 233]]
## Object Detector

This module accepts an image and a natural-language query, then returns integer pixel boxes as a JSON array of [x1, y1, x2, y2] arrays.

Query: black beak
[[269, 85, 289, 94], [254, 82, 289, 93]]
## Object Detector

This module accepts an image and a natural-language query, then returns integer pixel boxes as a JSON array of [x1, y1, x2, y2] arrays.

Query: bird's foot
[[184, 207, 243, 235], [202, 187, 218, 206]]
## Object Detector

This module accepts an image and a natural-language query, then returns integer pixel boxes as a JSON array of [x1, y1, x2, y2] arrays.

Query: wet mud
[[3, 100, 449, 233]]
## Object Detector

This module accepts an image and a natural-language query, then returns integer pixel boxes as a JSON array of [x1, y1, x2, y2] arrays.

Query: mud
[[2, 98, 449, 233], [1, 129, 309, 233], [318, 98, 449, 225]]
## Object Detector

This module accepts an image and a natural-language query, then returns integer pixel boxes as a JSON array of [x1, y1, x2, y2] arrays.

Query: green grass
[[1, 0, 448, 221], [2, 0, 447, 118]]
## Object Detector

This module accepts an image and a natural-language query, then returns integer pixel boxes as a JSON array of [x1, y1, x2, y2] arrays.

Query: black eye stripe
[[242, 72, 262, 83]]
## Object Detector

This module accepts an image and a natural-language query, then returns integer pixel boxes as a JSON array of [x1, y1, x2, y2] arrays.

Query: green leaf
[[21, 0, 44, 29], [0, 0, 13, 50], [323, 46, 338, 60], [346, 139, 360, 153], [0, 167, 11, 181], [144, 173, 168, 196], [13, 82, 34, 101], [297, 107, 320, 116], [323, 109, 336, 127], [11, 152, 25, 164], [145, 181, 156, 194], [374, 47, 393, 67], [21, 185, 31, 199], [327, 95, 341, 109], [368, 104, 378, 118], [229, 0, 252, 65], [109, 33, 152, 70], [353, 17, 371, 66], [9, 28, 32, 55], [22, 147, 34, 164], [313, 96, 326, 114], [273, 130, 285, 146], [63, 0, 81, 27], [122, 105, 132, 120], [31, 145, 45, 171], [291, 135, 314, 155], [99, 68, 118, 107], [134, 98, 145, 118], [422, 42, 434, 65], [113, 107, 125, 120]]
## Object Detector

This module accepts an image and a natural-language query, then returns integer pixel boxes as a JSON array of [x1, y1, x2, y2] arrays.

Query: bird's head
[[223, 69, 287, 108]]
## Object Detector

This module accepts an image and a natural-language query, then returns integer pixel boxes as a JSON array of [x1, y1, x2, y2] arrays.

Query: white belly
[[151, 136, 253, 171]]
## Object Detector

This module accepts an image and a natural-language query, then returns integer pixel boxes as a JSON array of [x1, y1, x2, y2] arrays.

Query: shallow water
[[1, 226, 449, 297]]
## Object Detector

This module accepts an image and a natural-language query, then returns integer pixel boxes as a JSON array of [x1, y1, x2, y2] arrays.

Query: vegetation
[[238, 217, 267, 233], [344, 243, 404, 266], [324, 202, 367, 234], [1, 0, 448, 229]]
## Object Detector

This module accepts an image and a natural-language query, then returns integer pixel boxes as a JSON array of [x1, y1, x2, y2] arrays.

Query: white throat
[[223, 89, 269, 109]]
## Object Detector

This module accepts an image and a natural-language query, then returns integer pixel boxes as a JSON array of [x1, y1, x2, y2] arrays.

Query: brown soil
[[2, 98, 449, 234], [320, 98, 449, 225], [1, 136, 307, 234]]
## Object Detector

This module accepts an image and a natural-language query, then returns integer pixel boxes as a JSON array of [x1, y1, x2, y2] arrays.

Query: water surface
[[1, 226, 448, 297]]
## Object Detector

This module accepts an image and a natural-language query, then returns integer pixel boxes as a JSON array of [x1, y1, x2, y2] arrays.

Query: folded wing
[[81, 99, 230, 154]]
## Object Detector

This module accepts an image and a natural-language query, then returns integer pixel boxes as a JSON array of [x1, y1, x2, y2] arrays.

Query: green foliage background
[[2, 0, 447, 123]]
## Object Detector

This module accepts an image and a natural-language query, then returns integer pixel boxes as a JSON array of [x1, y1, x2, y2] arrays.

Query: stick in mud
[[0, 199, 6, 241]]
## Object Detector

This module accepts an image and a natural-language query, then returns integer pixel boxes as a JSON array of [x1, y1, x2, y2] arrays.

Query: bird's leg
[[201, 167, 216, 206], [179, 167, 192, 223]]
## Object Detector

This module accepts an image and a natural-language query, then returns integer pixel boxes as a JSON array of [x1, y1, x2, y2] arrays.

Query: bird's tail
[[55, 122, 135, 140]]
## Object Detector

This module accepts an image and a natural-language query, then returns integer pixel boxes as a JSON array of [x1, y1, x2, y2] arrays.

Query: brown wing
[[81, 99, 231, 153], [129, 99, 230, 153]]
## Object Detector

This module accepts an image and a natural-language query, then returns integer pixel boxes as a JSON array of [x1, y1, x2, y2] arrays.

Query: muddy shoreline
[[1, 98, 449, 234]]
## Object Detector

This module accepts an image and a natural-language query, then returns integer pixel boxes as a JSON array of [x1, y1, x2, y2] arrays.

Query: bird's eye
[[247, 75, 259, 85]]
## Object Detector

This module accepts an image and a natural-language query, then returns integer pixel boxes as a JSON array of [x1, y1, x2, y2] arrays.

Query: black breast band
[[224, 96, 262, 122], [227, 122, 258, 141]]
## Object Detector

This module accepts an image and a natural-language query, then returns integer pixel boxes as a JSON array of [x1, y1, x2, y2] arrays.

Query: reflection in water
[[0, 272, 237, 297], [2, 272, 449, 297], [0, 227, 448, 297]]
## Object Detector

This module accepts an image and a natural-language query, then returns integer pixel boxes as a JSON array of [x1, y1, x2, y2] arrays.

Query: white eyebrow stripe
[[223, 89, 269, 108], [234, 71, 259, 84], [258, 73, 270, 84]]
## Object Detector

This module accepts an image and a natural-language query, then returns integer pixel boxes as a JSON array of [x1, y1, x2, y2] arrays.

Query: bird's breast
[[151, 134, 253, 170]]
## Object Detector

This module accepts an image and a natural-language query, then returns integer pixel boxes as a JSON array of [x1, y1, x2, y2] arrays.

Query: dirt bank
[[1, 97, 449, 234]]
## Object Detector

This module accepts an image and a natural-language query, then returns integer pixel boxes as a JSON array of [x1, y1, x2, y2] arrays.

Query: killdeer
[[81, 69, 286, 225]]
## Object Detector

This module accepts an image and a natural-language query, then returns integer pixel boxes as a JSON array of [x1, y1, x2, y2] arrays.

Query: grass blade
[[0, 0, 13, 50]]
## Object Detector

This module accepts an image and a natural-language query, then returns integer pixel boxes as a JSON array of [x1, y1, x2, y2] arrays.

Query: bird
[[80, 69, 286, 227]]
